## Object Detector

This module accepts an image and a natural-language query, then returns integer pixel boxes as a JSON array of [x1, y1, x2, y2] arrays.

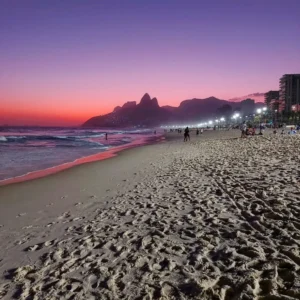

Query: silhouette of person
[[184, 127, 190, 142], [105, 133, 108, 140], [240, 121, 247, 138], [196, 129, 199, 135]]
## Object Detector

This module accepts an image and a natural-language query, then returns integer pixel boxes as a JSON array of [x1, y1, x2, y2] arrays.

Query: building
[[264, 91, 279, 111], [240, 98, 255, 115], [279, 74, 300, 112]]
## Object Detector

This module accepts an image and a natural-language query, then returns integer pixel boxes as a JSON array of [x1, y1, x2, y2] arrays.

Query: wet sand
[[1, 129, 300, 299]]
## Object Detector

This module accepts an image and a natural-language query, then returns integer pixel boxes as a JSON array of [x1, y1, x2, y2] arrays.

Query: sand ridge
[[1, 133, 300, 299]]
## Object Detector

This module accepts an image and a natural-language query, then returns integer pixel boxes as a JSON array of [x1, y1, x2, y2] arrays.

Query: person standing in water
[[184, 127, 190, 142]]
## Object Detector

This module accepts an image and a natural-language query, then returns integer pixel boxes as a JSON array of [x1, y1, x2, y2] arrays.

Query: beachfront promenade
[[1, 130, 300, 299]]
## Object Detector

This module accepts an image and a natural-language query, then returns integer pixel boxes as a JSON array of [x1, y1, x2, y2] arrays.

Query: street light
[[256, 108, 267, 135]]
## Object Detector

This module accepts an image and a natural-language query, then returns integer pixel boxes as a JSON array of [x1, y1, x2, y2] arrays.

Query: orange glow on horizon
[[0, 89, 266, 126], [0, 95, 113, 126]]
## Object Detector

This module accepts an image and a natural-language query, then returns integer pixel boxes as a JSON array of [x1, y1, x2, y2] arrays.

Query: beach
[[1, 130, 300, 299]]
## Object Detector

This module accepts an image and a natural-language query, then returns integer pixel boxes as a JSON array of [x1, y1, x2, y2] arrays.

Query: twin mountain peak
[[83, 93, 262, 127]]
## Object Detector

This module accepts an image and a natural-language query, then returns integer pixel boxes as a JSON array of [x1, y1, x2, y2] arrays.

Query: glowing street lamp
[[256, 108, 266, 135]]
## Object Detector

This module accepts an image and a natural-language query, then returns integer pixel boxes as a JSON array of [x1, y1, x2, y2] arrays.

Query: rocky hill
[[83, 93, 264, 127]]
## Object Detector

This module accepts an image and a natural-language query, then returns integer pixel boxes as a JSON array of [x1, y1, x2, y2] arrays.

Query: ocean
[[0, 127, 159, 183]]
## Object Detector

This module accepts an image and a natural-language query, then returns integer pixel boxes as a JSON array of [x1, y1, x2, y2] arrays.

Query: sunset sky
[[1, 0, 300, 126]]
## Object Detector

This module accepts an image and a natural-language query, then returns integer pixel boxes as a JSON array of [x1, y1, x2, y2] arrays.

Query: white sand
[[1, 130, 300, 299]]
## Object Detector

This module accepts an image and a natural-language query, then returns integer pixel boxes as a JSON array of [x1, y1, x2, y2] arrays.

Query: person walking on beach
[[184, 127, 190, 142]]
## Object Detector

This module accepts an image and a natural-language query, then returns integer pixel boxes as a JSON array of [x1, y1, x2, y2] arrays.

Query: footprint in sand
[[22, 225, 34, 230], [71, 217, 85, 222], [16, 213, 26, 218], [57, 212, 71, 221], [0, 283, 10, 298], [25, 239, 56, 252]]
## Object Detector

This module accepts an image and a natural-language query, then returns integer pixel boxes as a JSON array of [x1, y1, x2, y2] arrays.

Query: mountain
[[83, 93, 172, 128], [83, 93, 264, 127]]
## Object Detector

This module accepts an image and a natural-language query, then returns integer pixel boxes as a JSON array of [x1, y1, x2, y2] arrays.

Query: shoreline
[[0, 134, 165, 187]]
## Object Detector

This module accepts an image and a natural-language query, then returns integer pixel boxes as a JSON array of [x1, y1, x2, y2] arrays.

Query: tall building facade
[[279, 74, 300, 112], [264, 90, 279, 111]]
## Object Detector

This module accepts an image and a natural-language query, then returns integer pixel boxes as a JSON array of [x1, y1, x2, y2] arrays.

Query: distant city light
[[220, 117, 225, 121], [257, 108, 262, 114], [208, 121, 213, 125]]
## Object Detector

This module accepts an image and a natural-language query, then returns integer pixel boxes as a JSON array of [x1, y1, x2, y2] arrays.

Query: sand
[[1, 129, 300, 299]]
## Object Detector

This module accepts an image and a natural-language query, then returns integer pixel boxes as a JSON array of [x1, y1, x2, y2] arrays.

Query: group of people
[[240, 122, 256, 138], [241, 122, 300, 137], [183, 127, 203, 141]]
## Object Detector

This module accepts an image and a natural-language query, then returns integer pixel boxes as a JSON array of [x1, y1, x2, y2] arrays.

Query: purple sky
[[1, 0, 300, 125]]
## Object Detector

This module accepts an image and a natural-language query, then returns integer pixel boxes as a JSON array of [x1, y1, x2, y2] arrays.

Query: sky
[[1, 0, 300, 126]]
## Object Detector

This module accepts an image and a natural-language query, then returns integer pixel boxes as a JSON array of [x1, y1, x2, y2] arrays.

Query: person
[[105, 133, 108, 140], [240, 121, 247, 138], [258, 124, 263, 135], [196, 129, 199, 135], [184, 127, 190, 142]]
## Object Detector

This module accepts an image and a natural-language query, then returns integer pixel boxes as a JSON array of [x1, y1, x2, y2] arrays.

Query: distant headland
[[83, 93, 264, 127]]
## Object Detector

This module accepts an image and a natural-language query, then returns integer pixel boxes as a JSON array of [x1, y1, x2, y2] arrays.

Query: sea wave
[[3, 134, 106, 142]]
